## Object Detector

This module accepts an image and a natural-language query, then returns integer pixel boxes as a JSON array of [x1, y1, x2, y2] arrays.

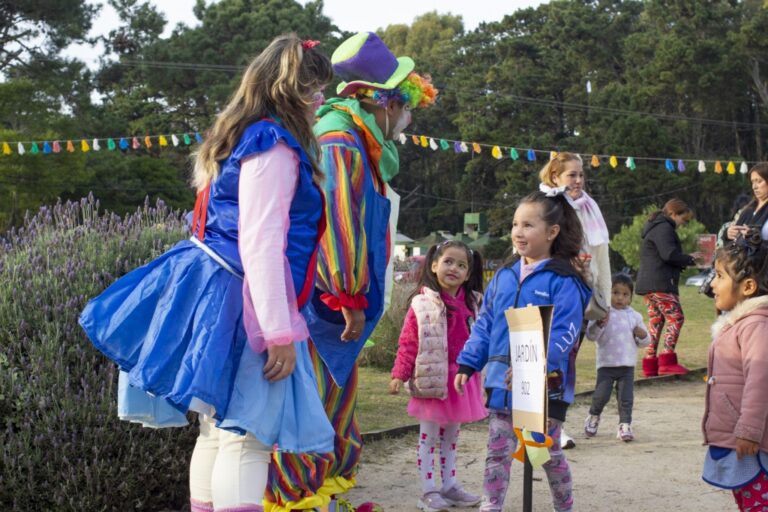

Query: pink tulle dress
[[392, 288, 488, 424]]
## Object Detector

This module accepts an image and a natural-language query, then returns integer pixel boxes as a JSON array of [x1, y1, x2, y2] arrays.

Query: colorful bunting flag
[[81, 139, 90, 152], [398, 133, 406, 144], [439, 139, 449, 150], [93, 138, 100, 151], [715, 161, 723, 173], [195, 132, 203, 143], [107, 138, 116, 151], [30, 142, 39, 154], [66, 141, 75, 153], [172, 134, 180, 147], [429, 138, 438, 150], [727, 161, 736, 174], [677, 159, 684, 172], [591, 154, 600, 168], [527, 149, 536, 161], [609, 155, 618, 168], [119, 138, 129, 150], [472, 142, 481, 154], [460, 142, 468, 153], [492, 146, 502, 159], [2, 142, 10, 155], [420, 135, 428, 148], [698, 160, 706, 173], [625, 157, 636, 171], [53, 141, 61, 153], [411, 135, 419, 145], [739, 161, 748, 174], [43, 142, 52, 154], [453, 141, 462, 153], [18, 143, 25, 155], [510, 148, 519, 160], [144, 136, 152, 148], [665, 159, 674, 172], [549, 151, 557, 161]]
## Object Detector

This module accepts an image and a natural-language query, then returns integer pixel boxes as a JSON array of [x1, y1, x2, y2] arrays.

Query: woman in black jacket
[[635, 198, 696, 377]]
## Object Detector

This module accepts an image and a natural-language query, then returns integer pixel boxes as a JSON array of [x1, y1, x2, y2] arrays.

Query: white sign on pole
[[505, 305, 551, 434]]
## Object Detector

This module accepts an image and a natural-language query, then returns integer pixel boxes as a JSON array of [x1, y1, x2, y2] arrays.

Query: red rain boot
[[642, 356, 658, 377], [658, 351, 689, 375]]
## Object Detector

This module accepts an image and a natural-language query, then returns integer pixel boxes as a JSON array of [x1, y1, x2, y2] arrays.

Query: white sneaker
[[417, 491, 451, 512], [584, 414, 600, 437], [617, 423, 634, 442], [560, 428, 576, 449]]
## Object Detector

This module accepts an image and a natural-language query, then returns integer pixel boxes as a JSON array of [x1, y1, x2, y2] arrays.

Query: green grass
[[356, 285, 714, 432]]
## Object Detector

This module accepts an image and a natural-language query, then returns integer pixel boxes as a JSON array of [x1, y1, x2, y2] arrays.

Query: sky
[[63, 0, 547, 68]]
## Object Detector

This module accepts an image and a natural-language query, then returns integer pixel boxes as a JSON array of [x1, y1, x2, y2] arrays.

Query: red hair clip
[[301, 39, 320, 50]]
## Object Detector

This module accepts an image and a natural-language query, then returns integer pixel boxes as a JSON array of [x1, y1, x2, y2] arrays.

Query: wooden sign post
[[505, 305, 552, 512]]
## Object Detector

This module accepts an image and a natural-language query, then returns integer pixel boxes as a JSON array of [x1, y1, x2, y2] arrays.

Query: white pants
[[189, 415, 271, 509]]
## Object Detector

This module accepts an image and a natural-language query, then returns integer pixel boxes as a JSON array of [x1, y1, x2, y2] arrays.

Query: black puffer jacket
[[635, 214, 695, 295]]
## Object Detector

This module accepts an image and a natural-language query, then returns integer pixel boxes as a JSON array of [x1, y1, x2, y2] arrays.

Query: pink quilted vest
[[406, 287, 480, 399]]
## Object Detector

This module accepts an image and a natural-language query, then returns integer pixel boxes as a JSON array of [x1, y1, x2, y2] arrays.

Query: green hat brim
[[336, 56, 415, 96]]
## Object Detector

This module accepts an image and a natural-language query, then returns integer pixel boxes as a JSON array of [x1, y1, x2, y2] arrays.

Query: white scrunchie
[[539, 183, 568, 197]]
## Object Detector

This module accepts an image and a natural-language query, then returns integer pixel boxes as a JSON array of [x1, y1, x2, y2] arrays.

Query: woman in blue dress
[[79, 34, 334, 512]]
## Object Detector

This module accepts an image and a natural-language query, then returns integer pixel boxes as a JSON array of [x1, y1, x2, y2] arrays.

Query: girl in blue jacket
[[455, 190, 591, 512]]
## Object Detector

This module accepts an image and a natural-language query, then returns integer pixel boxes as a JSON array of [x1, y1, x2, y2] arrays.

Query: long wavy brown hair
[[192, 33, 333, 190]]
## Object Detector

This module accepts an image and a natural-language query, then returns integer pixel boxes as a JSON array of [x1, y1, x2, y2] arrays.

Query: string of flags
[[0, 128, 754, 176], [399, 132, 753, 175], [1, 132, 203, 156]]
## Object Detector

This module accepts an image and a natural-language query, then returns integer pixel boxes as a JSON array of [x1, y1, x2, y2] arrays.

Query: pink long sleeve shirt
[[238, 142, 309, 352]]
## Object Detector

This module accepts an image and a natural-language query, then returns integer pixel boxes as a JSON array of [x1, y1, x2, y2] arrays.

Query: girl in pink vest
[[389, 241, 488, 512], [702, 229, 768, 511]]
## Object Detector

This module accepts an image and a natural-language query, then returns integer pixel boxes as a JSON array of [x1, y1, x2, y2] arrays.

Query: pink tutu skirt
[[407, 363, 487, 424]]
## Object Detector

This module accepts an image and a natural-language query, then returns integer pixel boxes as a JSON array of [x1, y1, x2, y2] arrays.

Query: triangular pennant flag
[[609, 155, 618, 168], [143, 135, 152, 148], [550, 151, 557, 161], [107, 138, 116, 150], [715, 160, 723, 174], [195, 132, 203, 143], [453, 141, 462, 153], [510, 148, 519, 160], [2, 142, 10, 155], [739, 161, 748, 174], [677, 159, 685, 172], [591, 154, 600, 168], [398, 133, 406, 144], [439, 139, 449, 150], [625, 157, 636, 170], [698, 160, 706, 173], [132, 137, 140, 149], [171, 134, 180, 147], [53, 141, 61, 153], [411, 135, 419, 145], [727, 161, 736, 174], [472, 142, 481, 154], [17, 142, 25, 155], [460, 142, 468, 153], [527, 149, 536, 161], [81, 139, 90, 152], [66, 140, 75, 153], [420, 135, 428, 148], [664, 159, 673, 172], [183, 133, 192, 145], [429, 138, 438, 150], [93, 138, 100, 151], [30, 142, 39, 154], [119, 138, 129, 150], [43, 141, 52, 154], [159, 135, 168, 147], [492, 146, 502, 159]]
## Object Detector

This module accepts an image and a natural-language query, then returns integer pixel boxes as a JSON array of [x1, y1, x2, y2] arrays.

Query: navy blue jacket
[[457, 258, 591, 421]]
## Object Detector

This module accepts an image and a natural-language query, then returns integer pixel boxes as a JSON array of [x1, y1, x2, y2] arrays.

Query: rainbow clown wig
[[355, 72, 438, 109]]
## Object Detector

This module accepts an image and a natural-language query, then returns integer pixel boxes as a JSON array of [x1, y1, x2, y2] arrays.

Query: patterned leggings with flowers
[[644, 292, 684, 356], [481, 412, 572, 512]]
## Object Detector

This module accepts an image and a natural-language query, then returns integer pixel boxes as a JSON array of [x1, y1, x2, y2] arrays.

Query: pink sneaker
[[584, 414, 600, 437], [441, 484, 482, 507], [417, 491, 451, 512], [617, 423, 634, 442]]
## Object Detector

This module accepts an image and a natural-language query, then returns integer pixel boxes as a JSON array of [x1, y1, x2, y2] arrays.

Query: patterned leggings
[[644, 292, 684, 356], [733, 471, 768, 511], [481, 412, 573, 512]]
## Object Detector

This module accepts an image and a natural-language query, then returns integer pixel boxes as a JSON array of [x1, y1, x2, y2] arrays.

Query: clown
[[265, 32, 437, 512]]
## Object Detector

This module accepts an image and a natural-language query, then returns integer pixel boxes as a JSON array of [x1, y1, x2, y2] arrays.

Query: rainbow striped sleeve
[[315, 132, 370, 302]]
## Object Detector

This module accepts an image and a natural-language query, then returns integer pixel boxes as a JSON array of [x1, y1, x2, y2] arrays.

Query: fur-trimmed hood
[[711, 295, 768, 338]]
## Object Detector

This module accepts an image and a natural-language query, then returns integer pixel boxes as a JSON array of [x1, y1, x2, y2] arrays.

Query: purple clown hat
[[331, 32, 415, 96]]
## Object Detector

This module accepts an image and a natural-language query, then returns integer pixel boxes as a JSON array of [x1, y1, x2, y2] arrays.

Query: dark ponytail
[[410, 240, 484, 312]]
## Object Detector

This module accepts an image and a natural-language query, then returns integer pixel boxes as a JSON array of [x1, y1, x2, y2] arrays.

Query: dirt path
[[346, 378, 733, 512]]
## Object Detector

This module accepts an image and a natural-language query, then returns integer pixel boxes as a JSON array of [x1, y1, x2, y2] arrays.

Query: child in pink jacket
[[389, 241, 488, 512], [702, 229, 768, 511]]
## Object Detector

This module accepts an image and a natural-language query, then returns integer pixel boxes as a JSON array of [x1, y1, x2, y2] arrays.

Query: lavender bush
[[0, 194, 196, 511]]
